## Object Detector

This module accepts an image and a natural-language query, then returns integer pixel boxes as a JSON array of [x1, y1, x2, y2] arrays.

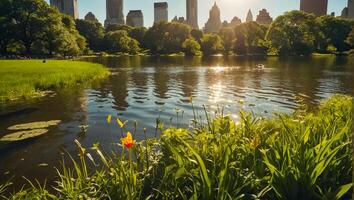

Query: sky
[[46, 0, 348, 27]]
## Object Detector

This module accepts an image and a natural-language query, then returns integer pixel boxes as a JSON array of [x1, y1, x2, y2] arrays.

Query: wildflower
[[117, 118, 128, 128], [121, 132, 136, 149], [107, 115, 112, 124]]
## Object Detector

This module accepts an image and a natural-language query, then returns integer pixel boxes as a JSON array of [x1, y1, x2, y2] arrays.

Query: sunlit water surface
[[0, 56, 353, 188]]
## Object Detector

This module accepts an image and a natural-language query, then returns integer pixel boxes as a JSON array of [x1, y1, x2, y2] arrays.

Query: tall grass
[[0, 60, 109, 103], [0, 95, 352, 199]]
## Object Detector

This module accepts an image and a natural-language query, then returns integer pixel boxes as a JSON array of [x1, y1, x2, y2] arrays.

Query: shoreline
[[0, 60, 110, 105]]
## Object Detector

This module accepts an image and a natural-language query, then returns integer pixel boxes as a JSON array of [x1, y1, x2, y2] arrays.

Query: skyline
[[47, 0, 348, 27]]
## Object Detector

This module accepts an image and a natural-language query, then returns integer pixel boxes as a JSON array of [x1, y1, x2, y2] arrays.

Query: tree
[[129, 27, 147, 48], [144, 21, 191, 54], [11, 0, 52, 55], [347, 28, 354, 47], [106, 24, 133, 33], [317, 15, 353, 53], [233, 22, 268, 55], [76, 19, 105, 52], [0, 0, 15, 55], [39, 6, 67, 56], [1, 0, 86, 56], [191, 29, 203, 43], [104, 30, 140, 54], [218, 27, 234, 55], [60, 15, 86, 56], [266, 11, 319, 56], [182, 38, 201, 56], [200, 34, 223, 55]]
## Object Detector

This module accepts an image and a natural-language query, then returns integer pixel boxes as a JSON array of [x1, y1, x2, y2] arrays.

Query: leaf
[[0, 129, 48, 142], [335, 183, 353, 200], [7, 120, 61, 130]]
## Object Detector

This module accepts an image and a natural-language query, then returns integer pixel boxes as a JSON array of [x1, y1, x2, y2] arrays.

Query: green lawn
[[0, 60, 109, 103]]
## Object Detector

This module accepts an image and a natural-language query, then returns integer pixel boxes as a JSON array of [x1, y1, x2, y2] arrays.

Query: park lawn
[[0, 60, 109, 103]]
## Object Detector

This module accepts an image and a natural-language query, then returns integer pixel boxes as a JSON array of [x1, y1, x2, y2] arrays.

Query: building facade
[[246, 9, 253, 22], [186, 0, 198, 29], [84, 12, 98, 22], [50, 0, 79, 19], [341, 7, 348, 18], [126, 10, 144, 27], [300, 0, 328, 16], [256, 9, 273, 25], [154, 2, 168, 23], [172, 16, 187, 24], [204, 2, 222, 33], [348, 0, 354, 18], [105, 0, 125, 27]]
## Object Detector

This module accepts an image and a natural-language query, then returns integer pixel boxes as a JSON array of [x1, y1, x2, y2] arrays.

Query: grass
[[0, 95, 352, 199], [0, 60, 109, 103]]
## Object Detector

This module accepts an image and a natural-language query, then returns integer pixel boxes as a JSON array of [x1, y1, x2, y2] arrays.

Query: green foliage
[[129, 27, 147, 48], [191, 29, 204, 43], [200, 34, 223, 55], [0, 0, 353, 57], [0, 0, 86, 56], [234, 22, 268, 55], [76, 19, 105, 52], [346, 27, 354, 47], [266, 11, 320, 56], [2, 94, 351, 199], [182, 39, 201, 56], [219, 27, 234, 55], [105, 24, 133, 33], [104, 30, 140, 54], [0, 60, 109, 103], [317, 15, 354, 53], [144, 21, 191, 54]]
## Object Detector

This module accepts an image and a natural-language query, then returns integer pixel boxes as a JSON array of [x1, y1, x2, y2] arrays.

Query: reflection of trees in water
[[230, 70, 246, 98], [110, 70, 129, 111], [176, 69, 199, 98], [131, 71, 149, 101], [271, 57, 329, 107], [153, 68, 170, 99]]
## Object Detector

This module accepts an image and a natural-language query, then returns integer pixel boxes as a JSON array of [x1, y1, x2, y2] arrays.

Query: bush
[[0, 95, 352, 199], [182, 38, 201, 56]]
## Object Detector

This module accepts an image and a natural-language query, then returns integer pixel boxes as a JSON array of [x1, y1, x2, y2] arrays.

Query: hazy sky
[[46, 0, 348, 27]]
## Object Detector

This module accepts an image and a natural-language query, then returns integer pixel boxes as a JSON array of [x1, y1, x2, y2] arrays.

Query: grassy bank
[[0, 95, 352, 199], [0, 60, 109, 103]]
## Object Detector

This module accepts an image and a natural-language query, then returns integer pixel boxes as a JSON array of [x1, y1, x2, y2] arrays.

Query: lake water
[[0, 56, 353, 188]]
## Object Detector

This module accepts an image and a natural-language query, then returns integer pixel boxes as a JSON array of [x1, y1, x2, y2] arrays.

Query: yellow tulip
[[117, 118, 128, 128], [107, 115, 112, 124]]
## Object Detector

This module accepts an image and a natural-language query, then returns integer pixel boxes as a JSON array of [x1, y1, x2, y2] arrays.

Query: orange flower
[[121, 132, 136, 149]]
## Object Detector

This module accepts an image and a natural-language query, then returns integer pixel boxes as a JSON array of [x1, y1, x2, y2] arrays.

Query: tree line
[[1, 0, 354, 57]]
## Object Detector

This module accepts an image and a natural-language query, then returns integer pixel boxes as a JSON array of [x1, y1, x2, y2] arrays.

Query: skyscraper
[[246, 9, 253, 22], [84, 12, 98, 22], [348, 0, 354, 18], [300, 0, 328, 16], [204, 2, 221, 33], [105, 0, 125, 27], [186, 0, 198, 29], [127, 10, 144, 27], [50, 0, 78, 19], [154, 2, 168, 23], [256, 9, 273, 25]]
